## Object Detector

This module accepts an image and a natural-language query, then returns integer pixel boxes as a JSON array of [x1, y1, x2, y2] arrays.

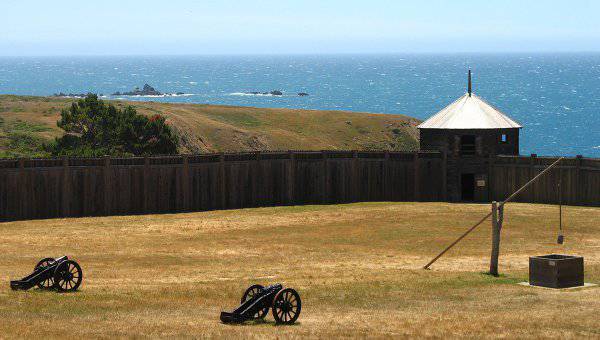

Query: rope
[[423, 157, 564, 269]]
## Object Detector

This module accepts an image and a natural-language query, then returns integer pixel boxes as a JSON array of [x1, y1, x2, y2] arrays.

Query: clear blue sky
[[2, 0, 599, 55]]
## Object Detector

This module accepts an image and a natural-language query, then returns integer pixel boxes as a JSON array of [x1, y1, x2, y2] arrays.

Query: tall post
[[288, 151, 295, 205], [322, 150, 329, 204], [574, 155, 582, 205], [489, 201, 504, 276], [220, 153, 226, 209], [17, 159, 25, 219], [143, 157, 150, 213], [352, 151, 359, 202], [413, 152, 420, 201], [103, 156, 111, 215], [383, 151, 390, 201], [442, 151, 448, 201], [182, 155, 190, 211], [61, 156, 70, 217]]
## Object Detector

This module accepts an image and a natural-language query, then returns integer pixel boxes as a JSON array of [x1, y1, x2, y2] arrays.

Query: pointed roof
[[418, 93, 522, 129], [418, 70, 522, 130]]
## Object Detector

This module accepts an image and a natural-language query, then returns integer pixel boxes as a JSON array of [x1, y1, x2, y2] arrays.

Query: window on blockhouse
[[460, 135, 476, 156], [501, 134, 508, 143]]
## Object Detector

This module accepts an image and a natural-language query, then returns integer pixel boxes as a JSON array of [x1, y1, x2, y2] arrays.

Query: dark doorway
[[461, 173, 475, 201]]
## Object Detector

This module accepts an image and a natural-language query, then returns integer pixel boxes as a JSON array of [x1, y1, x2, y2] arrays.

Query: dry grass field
[[0, 202, 599, 338], [0, 95, 419, 158]]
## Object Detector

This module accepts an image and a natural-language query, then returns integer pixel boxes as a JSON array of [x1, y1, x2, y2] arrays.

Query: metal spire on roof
[[468, 70, 472, 97]]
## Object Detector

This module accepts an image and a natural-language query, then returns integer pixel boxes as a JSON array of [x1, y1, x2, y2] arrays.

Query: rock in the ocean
[[298, 92, 309, 96], [270, 90, 283, 96], [112, 84, 162, 96]]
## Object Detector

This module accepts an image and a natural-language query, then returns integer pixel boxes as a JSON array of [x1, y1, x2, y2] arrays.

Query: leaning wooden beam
[[423, 157, 564, 270]]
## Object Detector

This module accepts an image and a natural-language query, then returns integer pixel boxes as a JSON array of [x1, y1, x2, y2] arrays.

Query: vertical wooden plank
[[253, 151, 260, 207], [413, 152, 420, 201], [17, 159, 25, 219], [529, 154, 536, 203], [61, 156, 70, 217], [383, 151, 390, 201], [322, 151, 328, 204], [487, 155, 494, 202], [288, 151, 295, 205], [103, 156, 111, 215], [442, 151, 448, 201], [220, 153, 226, 209], [143, 157, 149, 213], [575, 155, 582, 205], [182, 155, 190, 211], [352, 151, 359, 202]]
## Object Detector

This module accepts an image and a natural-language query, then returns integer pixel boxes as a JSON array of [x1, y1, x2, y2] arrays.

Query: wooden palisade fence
[[489, 155, 600, 207], [0, 151, 444, 221], [0, 151, 598, 222]]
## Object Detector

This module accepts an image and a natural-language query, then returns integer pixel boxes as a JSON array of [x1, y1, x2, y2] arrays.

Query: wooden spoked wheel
[[35, 257, 55, 289], [241, 284, 269, 319], [53, 260, 83, 292], [272, 288, 301, 324]]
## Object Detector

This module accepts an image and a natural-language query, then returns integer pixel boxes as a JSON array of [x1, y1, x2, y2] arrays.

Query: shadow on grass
[[222, 319, 301, 327]]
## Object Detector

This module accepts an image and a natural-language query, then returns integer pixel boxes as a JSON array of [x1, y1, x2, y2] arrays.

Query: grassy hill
[[0, 95, 420, 158]]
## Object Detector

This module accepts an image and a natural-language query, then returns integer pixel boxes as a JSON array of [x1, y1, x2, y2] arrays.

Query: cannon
[[10, 256, 83, 292], [220, 283, 301, 324]]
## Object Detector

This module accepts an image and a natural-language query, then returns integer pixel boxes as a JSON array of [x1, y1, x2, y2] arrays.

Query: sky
[[1, 0, 600, 55]]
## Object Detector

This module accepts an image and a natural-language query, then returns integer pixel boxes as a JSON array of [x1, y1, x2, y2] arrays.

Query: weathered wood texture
[[1, 152, 597, 221], [490, 155, 600, 206], [0, 151, 445, 221]]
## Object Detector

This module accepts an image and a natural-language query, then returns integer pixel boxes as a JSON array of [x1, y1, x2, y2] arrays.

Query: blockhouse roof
[[418, 93, 522, 130]]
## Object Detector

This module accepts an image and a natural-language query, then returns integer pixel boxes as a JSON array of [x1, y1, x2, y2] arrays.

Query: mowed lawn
[[0, 202, 599, 338]]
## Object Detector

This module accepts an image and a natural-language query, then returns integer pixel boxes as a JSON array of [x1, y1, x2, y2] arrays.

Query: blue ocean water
[[0, 54, 598, 157]]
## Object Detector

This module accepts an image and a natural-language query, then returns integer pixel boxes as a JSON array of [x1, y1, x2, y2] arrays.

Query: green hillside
[[0, 95, 420, 158]]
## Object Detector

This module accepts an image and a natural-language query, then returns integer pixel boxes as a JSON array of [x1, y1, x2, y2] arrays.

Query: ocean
[[0, 54, 598, 157]]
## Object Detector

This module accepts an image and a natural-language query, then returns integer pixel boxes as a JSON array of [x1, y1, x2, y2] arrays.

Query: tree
[[49, 94, 178, 156]]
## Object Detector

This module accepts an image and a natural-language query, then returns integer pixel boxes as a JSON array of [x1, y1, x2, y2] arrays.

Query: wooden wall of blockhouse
[[420, 128, 520, 157], [0, 151, 445, 221]]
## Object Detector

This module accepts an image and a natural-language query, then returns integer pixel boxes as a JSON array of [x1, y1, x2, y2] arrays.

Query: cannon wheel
[[272, 288, 301, 324], [53, 260, 82, 292], [35, 257, 55, 289], [241, 284, 269, 320]]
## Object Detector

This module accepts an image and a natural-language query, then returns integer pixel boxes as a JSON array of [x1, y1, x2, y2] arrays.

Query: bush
[[49, 94, 178, 157]]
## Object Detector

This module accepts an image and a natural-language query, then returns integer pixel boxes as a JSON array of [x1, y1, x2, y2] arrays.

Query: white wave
[[229, 92, 275, 97], [112, 93, 195, 98]]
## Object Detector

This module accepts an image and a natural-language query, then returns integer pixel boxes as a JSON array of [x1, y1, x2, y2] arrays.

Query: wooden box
[[529, 254, 584, 288]]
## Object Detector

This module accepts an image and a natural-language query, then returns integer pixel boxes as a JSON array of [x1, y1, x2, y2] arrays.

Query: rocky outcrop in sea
[[241, 90, 309, 96], [112, 84, 184, 96]]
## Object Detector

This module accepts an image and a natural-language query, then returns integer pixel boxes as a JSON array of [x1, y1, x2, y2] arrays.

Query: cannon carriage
[[220, 283, 301, 324], [10, 256, 83, 292]]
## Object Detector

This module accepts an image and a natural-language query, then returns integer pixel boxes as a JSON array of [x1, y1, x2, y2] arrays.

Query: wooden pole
[[423, 156, 564, 270], [489, 201, 504, 276]]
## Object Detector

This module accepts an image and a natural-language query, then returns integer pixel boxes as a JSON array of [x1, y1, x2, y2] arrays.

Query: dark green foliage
[[49, 94, 178, 157]]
